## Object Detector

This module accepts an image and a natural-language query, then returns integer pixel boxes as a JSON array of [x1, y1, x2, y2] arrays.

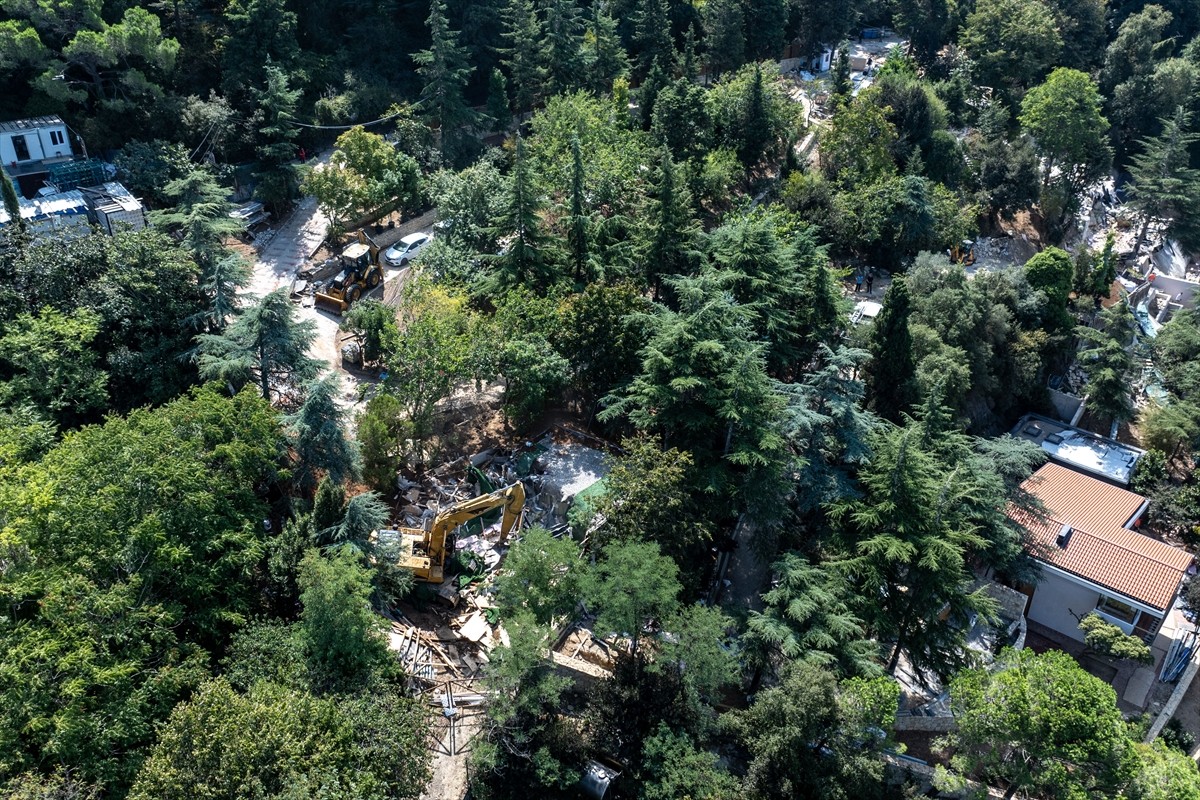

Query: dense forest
[[5, 0, 1200, 797]]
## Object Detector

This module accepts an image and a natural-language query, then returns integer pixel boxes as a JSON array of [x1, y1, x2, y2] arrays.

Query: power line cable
[[284, 110, 407, 130]]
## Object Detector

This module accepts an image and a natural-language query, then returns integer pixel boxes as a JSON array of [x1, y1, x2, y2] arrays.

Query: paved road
[[248, 194, 331, 299], [241, 154, 362, 402], [244, 194, 437, 413]]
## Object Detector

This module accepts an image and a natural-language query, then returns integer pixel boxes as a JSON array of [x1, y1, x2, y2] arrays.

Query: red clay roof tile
[[1007, 464, 1192, 611]]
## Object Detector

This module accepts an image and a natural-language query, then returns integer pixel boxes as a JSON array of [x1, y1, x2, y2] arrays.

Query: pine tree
[[829, 424, 996, 677], [321, 491, 389, 551], [148, 165, 242, 271], [776, 345, 878, 514], [566, 135, 591, 283], [864, 278, 917, 422], [651, 77, 711, 160], [831, 45, 852, 99], [542, 0, 585, 96], [195, 288, 320, 401], [744, 551, 881, 679], [286, 375, 361, 492], [486, 67, 511, 132], [599, 271, 787, 504], [191, 253, 251, 332], [1127, 106, 1200, 261], [1094, 232, 1117, 296], [1, 170, 24, 233], [486, 136, 555, 291], [1077, 301, 1137, 427], [638, 56, 669, 131], [313, 476, 347, 532], [795, 244, 844, 367], [584, 1, 628, 94], [500, 0, 547, 114], [740, 63, 772, 167], [702, 0, 745, 80], [253, 64, 302, 211], [743, 0, 788, 61], [414, 0, 479, 166], [680, 22, 697, 80], [708, 211, 804, 375], [633, 0, 672, 79], [643, 148, 700, 299]]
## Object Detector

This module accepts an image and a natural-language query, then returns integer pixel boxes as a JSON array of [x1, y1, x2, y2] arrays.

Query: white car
[[383, 232, 433, 267]]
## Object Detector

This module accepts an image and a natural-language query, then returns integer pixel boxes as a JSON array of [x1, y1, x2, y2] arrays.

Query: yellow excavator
[[315, 230, 383, 314], [376, 482, 526, 584]]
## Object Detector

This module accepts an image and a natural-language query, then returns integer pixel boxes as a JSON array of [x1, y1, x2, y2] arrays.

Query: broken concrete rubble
[[380, 426, 618, 722], [533, 441, 609, 526], [458, 612, 491, 644], [384, 424, 614, 551]]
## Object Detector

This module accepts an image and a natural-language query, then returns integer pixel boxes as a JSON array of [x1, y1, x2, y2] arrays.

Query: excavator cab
[[315, 233, 383, 314], [374, 482, 526, 584]]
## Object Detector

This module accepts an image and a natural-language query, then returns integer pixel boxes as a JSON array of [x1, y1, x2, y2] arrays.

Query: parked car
[[383, 232, 433, 267]]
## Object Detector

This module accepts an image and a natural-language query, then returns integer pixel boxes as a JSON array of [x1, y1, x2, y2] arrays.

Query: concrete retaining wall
[[1048, 389, 1086, 426], [366, 209, 439, 249]]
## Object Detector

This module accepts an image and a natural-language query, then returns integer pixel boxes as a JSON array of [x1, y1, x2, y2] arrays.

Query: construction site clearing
[[382, 425, 620, 684], [382, 426, 627, 800]]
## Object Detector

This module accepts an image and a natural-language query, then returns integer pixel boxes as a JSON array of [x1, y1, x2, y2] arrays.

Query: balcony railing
[[2, 156, 73, 179]]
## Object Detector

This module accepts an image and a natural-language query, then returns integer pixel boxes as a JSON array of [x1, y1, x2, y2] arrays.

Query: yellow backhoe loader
[[315, 230, 383, 314], [950, 239, 976, 266], [375, 481, 526, 584]]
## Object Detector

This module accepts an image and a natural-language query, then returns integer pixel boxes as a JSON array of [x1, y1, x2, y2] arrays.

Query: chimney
[[1056, 524, 1073, 548]]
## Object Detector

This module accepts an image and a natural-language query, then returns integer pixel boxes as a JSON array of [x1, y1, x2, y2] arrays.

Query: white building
[[1007, 463, 1192, 645], [1, 116, 75, 197]]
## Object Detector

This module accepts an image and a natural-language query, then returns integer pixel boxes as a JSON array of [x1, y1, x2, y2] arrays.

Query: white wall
[[1, 125, 72, 165], [25, 213, 89, 238], [2, 131, 43, 163], [1028, 571, 1100, 643]]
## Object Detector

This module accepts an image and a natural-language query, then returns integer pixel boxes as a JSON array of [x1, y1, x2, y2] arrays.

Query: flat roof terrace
[[1012, 413, 1144, 486]]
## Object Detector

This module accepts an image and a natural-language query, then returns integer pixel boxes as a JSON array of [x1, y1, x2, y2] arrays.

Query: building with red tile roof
[[1006, 463, 1193, 643]]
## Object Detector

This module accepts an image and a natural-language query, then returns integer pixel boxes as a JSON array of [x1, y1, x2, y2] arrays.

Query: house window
[[1096, 595, 1138, 624], [49, 130, 64, 146], [11, 135, 30, 161]]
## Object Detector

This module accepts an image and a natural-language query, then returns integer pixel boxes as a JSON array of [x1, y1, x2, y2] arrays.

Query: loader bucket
[[314, 291, 347, 314]]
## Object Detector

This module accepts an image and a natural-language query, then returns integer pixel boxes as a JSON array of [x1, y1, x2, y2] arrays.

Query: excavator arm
[[428, 481, 526, 565], [380, 482, 526, 584]]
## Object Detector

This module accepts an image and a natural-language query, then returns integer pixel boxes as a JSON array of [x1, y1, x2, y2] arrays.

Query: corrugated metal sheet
[[1008, 464, 1192, 611], [0, 189, 86, 225], [0, 115, 64, 134]]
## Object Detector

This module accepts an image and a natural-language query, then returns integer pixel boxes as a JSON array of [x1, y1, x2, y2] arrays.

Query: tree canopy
[[4, 1, 1200, 796]]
